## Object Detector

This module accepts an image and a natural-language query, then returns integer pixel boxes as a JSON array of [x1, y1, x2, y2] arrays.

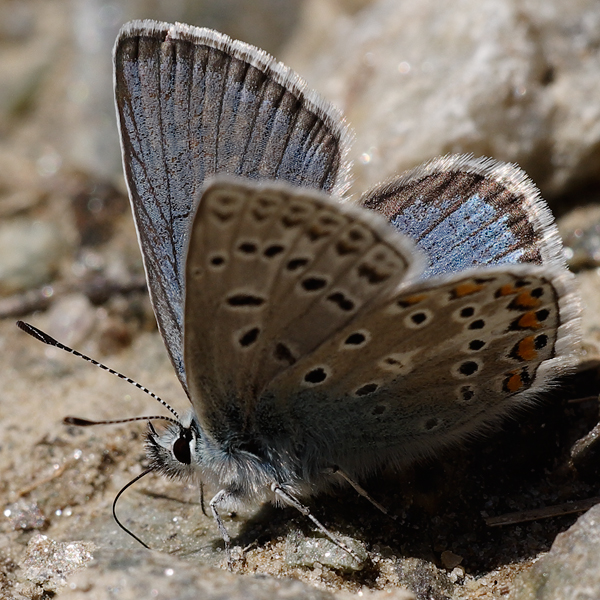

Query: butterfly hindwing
[[361, 155, 565, 279], [114, 20, 351, 393], [261, 265, 579, 472]]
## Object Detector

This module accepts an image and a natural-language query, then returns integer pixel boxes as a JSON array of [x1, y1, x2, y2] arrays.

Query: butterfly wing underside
[[114, 20, 351, 393], [183, 167, 579, 460], [182, 179, 422, 431], [251, 161, 579, 470], [261, 265, 579, 471]]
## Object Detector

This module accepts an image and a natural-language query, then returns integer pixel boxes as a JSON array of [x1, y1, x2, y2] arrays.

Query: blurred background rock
[[2, 0, 599, 202]]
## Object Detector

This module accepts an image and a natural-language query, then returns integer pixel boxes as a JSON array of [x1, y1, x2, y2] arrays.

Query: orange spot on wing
[[505, 371, 523, 393], [513, 291, 540, 308], [453, 282, 485, 298], [397, 294, 427, 307], [517, 312, 542, 329], [497, 284, 518, 296], [516, 336, 537, 361]]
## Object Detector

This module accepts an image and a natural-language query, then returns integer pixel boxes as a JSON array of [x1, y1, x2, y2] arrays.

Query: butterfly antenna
[[64, 415, 180, 427], [16, 321, 180, 421], [112, 467, 154, 549]]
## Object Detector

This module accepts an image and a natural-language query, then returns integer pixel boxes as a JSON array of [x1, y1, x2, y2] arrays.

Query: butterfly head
[[145, 412, 202, 483], [144, 409, 282, 501]]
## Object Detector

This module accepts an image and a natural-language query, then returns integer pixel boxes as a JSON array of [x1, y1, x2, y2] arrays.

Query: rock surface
[[510, 504, 600, 600], [285, 0, 600, 200]]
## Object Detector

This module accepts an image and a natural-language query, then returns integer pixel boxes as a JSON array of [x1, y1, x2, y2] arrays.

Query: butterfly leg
[[270, 482, 362, 563], [209, 489, 233, 569], [200, 481, 208, 517], [327, 467, 396, 519]]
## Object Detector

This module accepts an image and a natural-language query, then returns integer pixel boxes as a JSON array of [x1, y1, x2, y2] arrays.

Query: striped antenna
[[16, 321, 180, 422], [64, 415, 180, 427]]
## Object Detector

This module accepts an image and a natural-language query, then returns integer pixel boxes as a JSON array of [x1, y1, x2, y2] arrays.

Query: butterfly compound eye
[[173, 434, 191, 465]]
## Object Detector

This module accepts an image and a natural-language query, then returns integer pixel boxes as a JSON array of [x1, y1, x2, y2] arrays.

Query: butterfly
[[24, 19, 581, 563]]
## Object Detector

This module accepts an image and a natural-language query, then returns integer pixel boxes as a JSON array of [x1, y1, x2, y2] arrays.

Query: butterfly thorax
[[145, 410, 330, 505]]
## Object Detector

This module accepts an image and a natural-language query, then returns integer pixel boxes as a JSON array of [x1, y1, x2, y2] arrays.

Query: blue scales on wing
[[361, 155, 565, 279], [114, 21, 352, 394]]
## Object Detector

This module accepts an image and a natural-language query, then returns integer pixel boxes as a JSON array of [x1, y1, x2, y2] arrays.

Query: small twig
[[0, 275, 147, 319], [18, 462, 70, 497], [486, 497, 600, 527], [567, 395, 599, 404], [0, 288, 54, 318]]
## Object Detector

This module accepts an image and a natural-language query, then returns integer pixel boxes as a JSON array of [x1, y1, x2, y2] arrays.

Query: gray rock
[[286, 0, 600, 199], [283, 530, 367, 572], [59, 547, 338, 600], [42, 294, 97, 350], [4, 500, 47, 532], [19, 534, 94, 593], [394, 558, 454, 600], [0, 219, 69, 295], [510, 503, 600, 600]]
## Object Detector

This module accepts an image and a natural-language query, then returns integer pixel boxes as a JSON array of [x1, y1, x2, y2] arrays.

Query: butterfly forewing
[[115, 20, 351, 394], [183, 179, 421, 429]]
